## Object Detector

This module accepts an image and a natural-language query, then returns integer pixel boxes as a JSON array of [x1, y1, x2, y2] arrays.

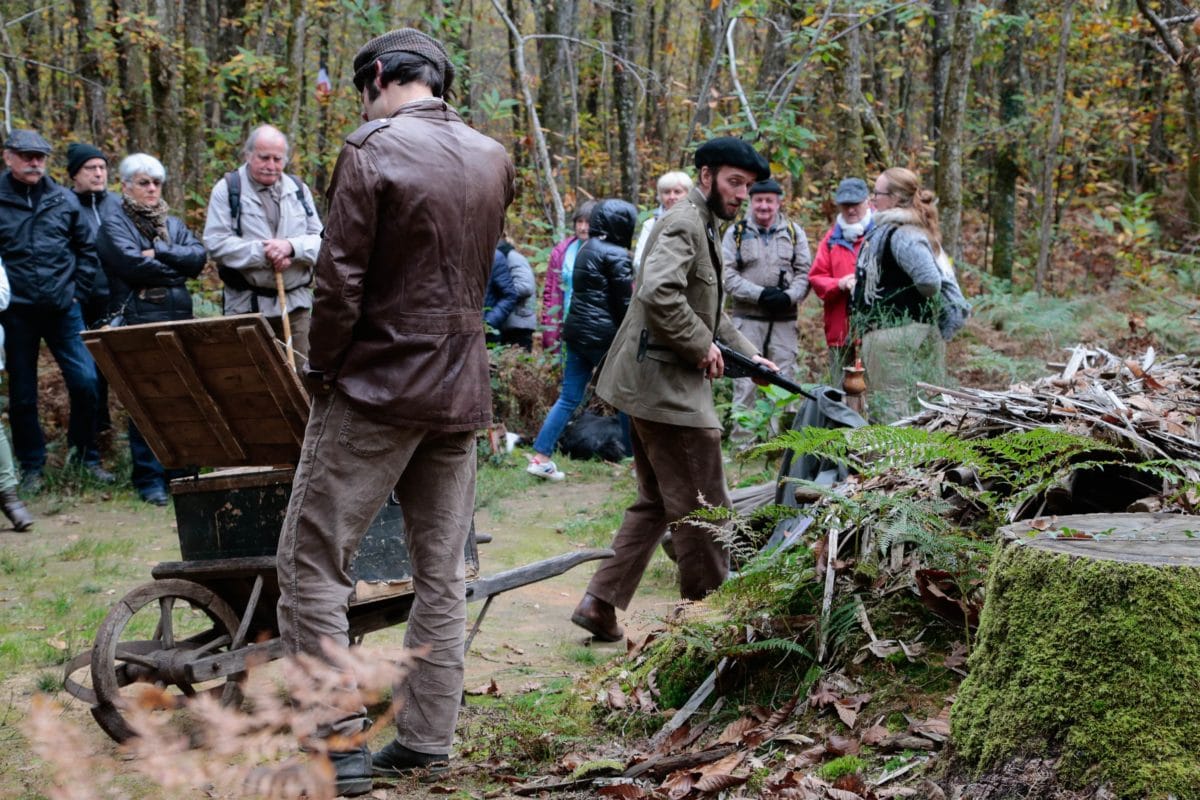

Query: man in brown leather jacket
[[274, 28, 514, 795]]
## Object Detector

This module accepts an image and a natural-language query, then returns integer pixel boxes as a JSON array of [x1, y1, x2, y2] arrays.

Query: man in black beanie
[[67, 142, 120, 433]]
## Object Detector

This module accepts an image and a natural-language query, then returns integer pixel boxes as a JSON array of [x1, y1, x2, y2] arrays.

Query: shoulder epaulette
[[346, 119, 391, 148]]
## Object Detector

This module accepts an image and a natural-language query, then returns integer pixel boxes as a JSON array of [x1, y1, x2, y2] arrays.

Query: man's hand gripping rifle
[[717, 341, 815, 402]]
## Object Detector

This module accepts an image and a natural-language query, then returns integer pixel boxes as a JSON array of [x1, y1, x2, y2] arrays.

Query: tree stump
[[951, 513, 1200, 799]]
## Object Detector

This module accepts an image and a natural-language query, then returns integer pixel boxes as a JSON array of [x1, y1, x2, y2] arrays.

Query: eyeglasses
[[870, 190, 892, 198], [134, 178, 163, 187]]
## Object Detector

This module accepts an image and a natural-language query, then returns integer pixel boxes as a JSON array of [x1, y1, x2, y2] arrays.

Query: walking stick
[[275, 272, 294, 368]]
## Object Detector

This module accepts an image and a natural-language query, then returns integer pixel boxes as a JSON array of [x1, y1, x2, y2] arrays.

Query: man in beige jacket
[[571, 137, 776, 642]]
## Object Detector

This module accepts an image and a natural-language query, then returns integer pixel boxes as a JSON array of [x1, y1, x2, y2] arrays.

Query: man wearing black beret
[[572, 136, 779, 641], [273, 27, 514, 795], [721, 176, 811, 448]]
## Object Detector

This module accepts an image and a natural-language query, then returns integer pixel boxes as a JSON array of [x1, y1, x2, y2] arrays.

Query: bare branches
[[726, 15, 757, 133]]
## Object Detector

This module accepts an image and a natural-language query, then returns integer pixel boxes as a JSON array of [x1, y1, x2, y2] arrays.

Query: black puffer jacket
[[562, 198, 637, 362], [96, 207, 207, 324], [0, 173, 99, 311], [74, 189, 123, 305]]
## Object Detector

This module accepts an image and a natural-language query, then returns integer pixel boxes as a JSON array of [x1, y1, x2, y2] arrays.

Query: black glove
[[757, 287, 793, 314]]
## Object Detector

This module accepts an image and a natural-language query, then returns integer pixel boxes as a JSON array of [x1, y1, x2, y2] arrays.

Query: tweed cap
[[4, 129, 52, 155], [749, 178, 782, 195], [835, 177, 869, 204], [67, 142, 107, 177], [353, 28, 455, 96], [693, 137, 769, 181]]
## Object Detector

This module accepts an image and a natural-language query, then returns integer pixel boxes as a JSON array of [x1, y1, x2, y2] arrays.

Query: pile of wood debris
[[906, 345, 1200, 460]]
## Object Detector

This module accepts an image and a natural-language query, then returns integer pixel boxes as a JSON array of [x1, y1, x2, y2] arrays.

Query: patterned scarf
[[122, 195, 170, 244]]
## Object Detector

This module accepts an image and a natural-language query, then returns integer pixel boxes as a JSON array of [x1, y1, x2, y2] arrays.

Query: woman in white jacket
[[0, 263, 34, 530], [631, 171, 693, 277]]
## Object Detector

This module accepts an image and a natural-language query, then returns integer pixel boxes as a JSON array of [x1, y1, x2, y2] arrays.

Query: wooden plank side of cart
[[82, 316, 308, 470]]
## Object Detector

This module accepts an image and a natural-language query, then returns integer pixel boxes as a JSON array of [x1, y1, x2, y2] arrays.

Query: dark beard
[[705, 188, 735, 221]]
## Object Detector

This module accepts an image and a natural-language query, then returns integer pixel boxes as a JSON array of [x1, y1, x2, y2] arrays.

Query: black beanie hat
[[66, 143, 106, 178]]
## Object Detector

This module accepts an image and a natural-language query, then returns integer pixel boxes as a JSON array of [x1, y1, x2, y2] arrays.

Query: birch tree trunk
[[933, 0, 979, 266], [1034, 4, 1073, 294]]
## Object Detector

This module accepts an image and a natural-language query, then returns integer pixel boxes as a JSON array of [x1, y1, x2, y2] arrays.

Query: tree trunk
[[927, 0, 952, 140], [687, 0, 725, 147], [149, 0, 183, 207], [834, 15, 866, 183], [989, 0, 1024, 282], [535, 0, 574, 157], [286, 0, 308, 142], [72, 0, 108, 142], [953, 513, 1200, 799], [611, 0, 638, 202], [182, 6, 207, 215], [1136, 0, 1200, 226], [1034, 4, 1073, 294], [934, 0, 979, 266]]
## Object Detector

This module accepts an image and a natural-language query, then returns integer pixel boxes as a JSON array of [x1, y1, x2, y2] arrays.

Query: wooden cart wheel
[[89, 578, 243, 743]]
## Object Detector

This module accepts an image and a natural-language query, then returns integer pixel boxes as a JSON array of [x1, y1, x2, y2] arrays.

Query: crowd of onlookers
[[0, 123, 322, 528], [515, 166, 968, 483], [0, 120, 968, 528]]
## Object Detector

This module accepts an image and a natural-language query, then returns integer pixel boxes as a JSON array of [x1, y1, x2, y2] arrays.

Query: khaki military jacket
[[597, 186, 756, 429]]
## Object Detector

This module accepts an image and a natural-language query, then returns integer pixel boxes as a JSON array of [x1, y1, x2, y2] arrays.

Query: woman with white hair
[[632, 171, 693, 276], [96, 153, 206, 505]]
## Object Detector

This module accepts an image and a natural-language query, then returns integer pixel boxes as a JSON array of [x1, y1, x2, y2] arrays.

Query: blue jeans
[[532, 347, 631, 457], [2, 303, 100, 472]]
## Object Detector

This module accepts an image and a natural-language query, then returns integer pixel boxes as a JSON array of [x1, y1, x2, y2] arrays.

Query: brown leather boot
[[571, 593, 624, 642], [0, 488, 33, 532]]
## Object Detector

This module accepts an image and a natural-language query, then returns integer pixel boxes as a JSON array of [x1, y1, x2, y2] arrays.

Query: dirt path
[[1, 471, 679, 798]]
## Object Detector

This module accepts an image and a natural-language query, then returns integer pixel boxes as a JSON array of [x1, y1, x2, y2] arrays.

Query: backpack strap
[[225, 170, 242, 237], [732, 220, 748, 270], [286, 174, 314, 218]]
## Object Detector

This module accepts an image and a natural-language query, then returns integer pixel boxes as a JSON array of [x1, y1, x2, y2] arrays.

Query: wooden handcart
[[63, 316, 610, 742]]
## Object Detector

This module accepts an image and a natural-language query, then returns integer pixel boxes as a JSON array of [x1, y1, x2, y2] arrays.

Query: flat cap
[[67, 142, 106, 177], [835, 177, 869, 205], [353, 28, 455, 97], [4, 130, 52, 155], [693, 137, 769, 181], [750, 178, 782, 195]]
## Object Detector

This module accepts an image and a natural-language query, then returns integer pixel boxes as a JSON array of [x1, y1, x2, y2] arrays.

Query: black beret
[[4, 129, 52, 155], [67, 143, 107, 177], [750, 178, 782, 195], [353, 28, 455, 97], [693, 137, 769, 181]]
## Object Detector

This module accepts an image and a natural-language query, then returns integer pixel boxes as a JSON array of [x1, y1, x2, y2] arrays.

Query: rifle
[[717, 341, 815, 401]]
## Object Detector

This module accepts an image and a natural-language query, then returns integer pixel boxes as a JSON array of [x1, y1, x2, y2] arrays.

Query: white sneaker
[[526, 459, 565, 481]]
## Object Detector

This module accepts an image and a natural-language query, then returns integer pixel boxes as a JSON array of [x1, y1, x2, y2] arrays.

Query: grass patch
[[56, 537, 135, 562], [462, 677, 593, 765], [0, 549, 43, 576]]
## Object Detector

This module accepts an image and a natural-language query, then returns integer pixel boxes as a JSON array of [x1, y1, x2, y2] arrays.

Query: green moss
[[816, 755, 865, 781], [952, 542, 1200, 798]]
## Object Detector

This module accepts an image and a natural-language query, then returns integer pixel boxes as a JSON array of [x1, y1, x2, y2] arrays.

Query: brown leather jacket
[[308, 98, 515, 431]]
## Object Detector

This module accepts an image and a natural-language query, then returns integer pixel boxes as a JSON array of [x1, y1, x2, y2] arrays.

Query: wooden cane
[[275, 272, 295, 368]]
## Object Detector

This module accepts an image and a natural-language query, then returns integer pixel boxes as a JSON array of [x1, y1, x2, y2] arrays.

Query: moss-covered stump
[[951, 513, 1200, 800]]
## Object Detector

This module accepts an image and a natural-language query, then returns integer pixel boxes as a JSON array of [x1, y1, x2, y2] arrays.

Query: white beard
[[837, 209, 872, 242]]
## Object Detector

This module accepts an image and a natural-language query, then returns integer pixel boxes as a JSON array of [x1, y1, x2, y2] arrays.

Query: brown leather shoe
[[0, 488, 33, 532], [571, 593, 624, 642]]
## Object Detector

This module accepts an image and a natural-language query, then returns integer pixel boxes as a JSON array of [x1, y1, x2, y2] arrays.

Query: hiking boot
[[18, 471, 43, 497], [140, 487, 169, 507], [328, 746, 373, 797], [526, 458, 565, 481], [0, 488, 33, 532], [86, 463, 116, 484], [371, 740, 449, 777], [570, 593, 624, 642]]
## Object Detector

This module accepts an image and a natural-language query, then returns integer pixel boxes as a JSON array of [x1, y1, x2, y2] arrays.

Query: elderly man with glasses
[[0, 130, 111, 494]]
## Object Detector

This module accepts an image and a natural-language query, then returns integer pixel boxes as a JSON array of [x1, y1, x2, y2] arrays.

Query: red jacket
[[807, 226, 866, 347], [539, 235, 578, 352]]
